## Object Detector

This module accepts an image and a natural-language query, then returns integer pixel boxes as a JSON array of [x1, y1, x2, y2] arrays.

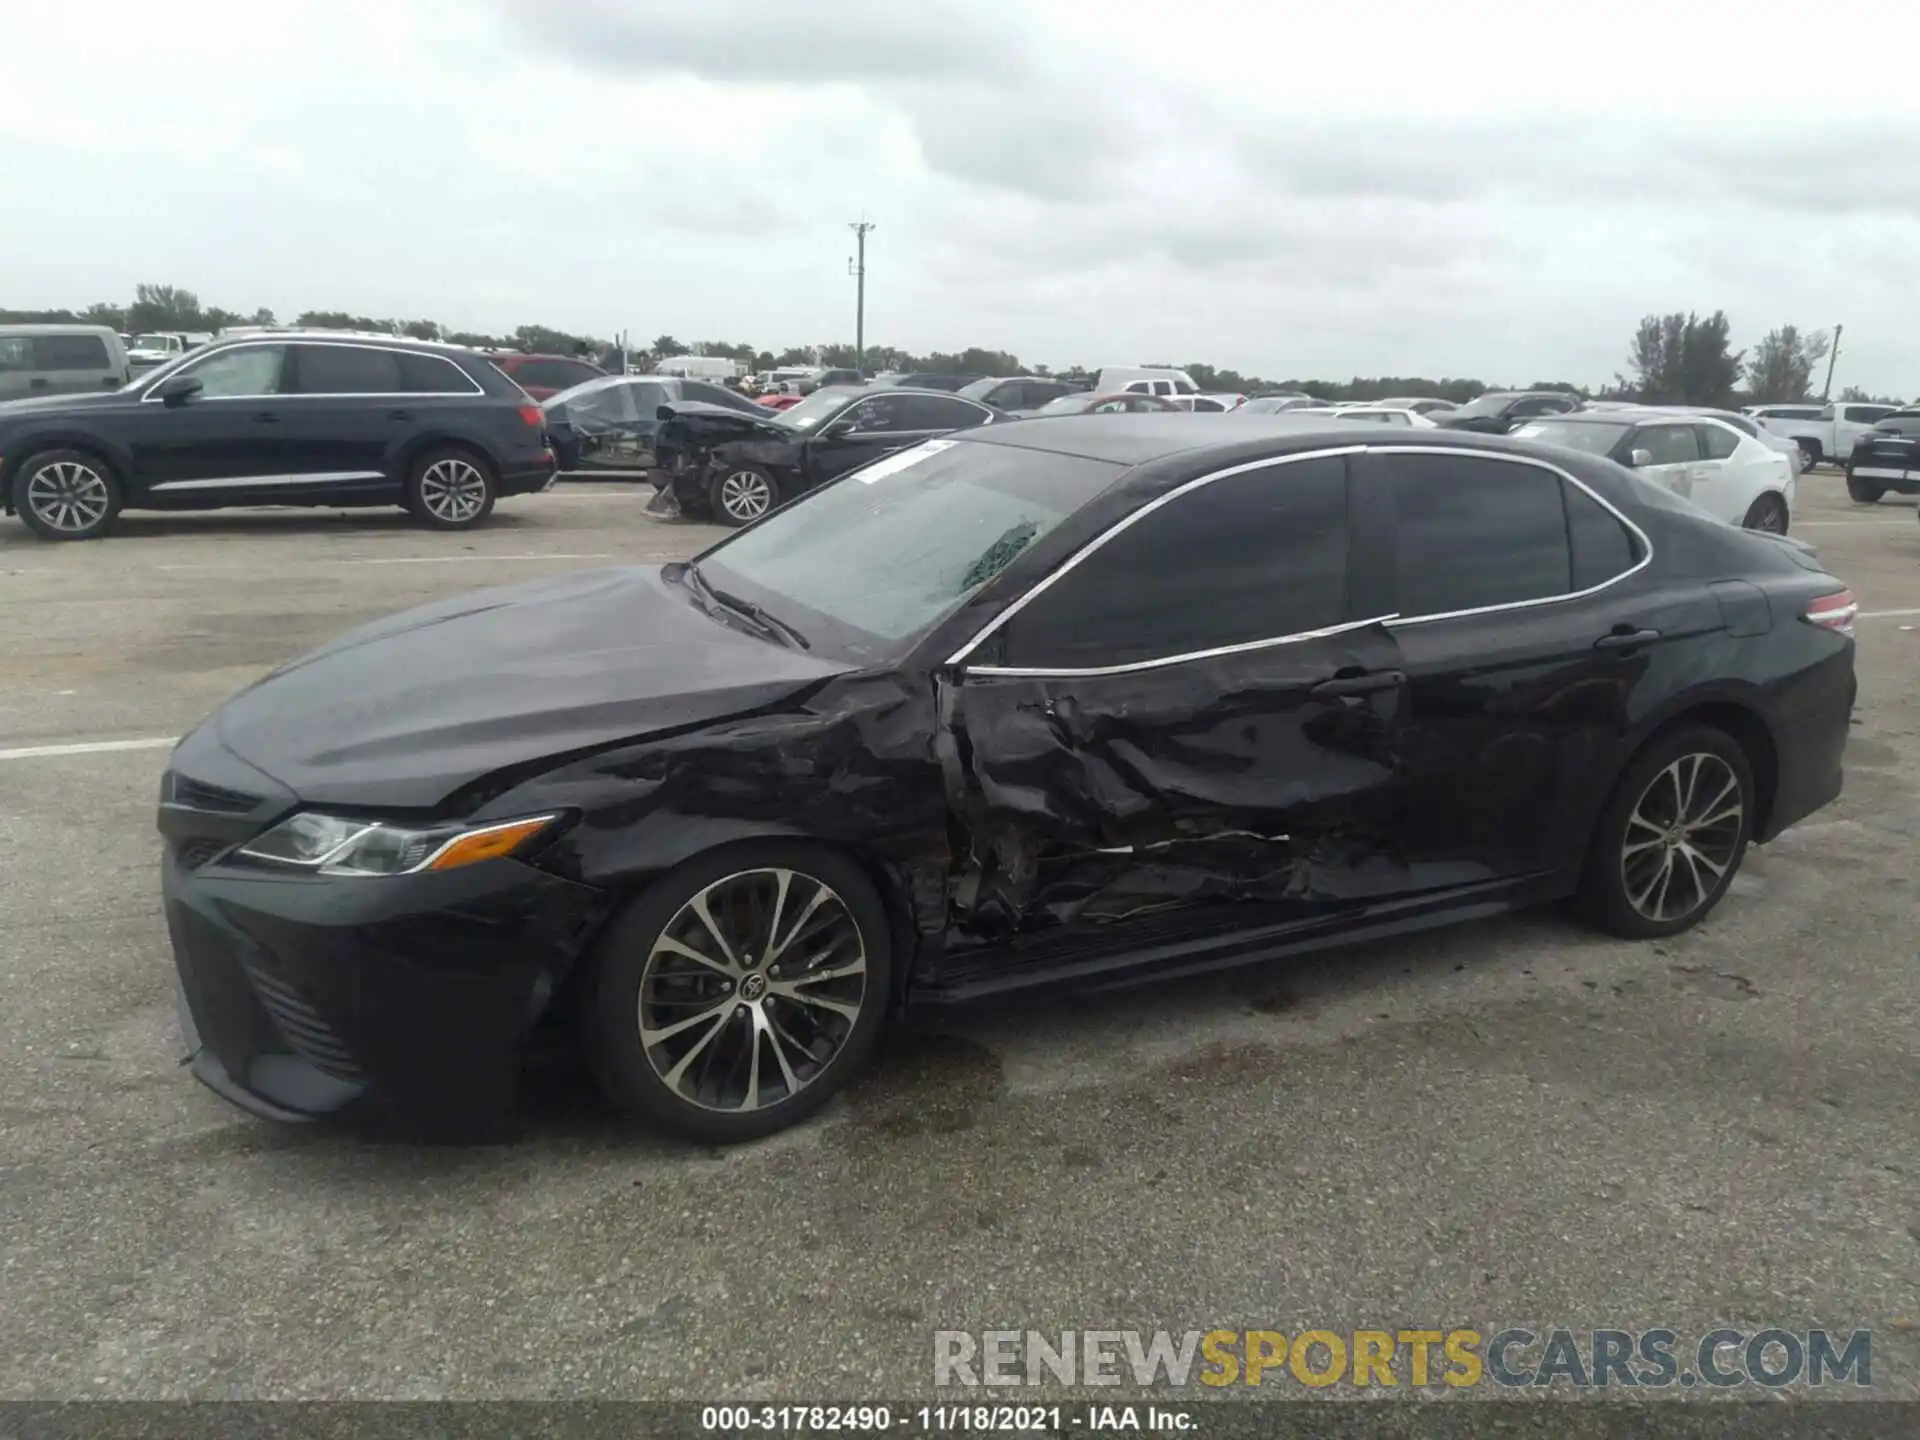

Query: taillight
[[518, 405, 543, 427], [1804, 590, 1857, 636]]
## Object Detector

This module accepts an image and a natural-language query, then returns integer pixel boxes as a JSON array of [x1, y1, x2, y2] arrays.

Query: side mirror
[[1629, 448, 1653, 468], [818, 418, 853, 439], [154, 374, 202, 407]]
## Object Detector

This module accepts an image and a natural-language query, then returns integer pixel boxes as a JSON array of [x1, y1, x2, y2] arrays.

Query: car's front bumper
[[164, 847, 607, 1135]]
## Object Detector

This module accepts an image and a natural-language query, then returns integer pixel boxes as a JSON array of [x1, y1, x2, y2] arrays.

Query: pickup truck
[[1756, 401, 1899, 467]]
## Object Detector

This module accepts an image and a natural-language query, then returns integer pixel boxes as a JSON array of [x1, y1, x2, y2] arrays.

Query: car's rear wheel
[[1578, 725, 1754, 940], [405, 447, 497, 529], [1845, 471, 1885, 503], [709, 465, 779, 527], [11, 449, 123, 541], [585, 843, 891, 1142], [1741, 493, 1789, 532]]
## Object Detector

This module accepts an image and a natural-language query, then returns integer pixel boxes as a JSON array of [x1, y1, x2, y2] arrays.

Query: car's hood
[[0, 388, 131, 417], [213, 565, 853, 810], [656, 400, 793, 447]]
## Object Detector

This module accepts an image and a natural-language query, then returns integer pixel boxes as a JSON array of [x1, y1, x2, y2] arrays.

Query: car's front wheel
[[11, 449, 123, 541], [1578, 725, 1754, 940], [1741, 493, 1789, 532], [708, 465, 779, 527], [1845, 471, 1885, 503], [405, 447, 497, 529], [1795, 438, 1822, 468], [585, 843, 891, 1142]]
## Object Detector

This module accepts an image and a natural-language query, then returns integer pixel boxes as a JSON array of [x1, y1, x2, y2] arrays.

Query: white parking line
[[1858, 608, 1920, 621], [0, 737, 176, 762], [1795, 519, 1912, 528]]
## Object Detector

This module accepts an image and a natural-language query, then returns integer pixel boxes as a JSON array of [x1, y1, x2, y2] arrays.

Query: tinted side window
[[33, 334, 111, 370], [1632, 424, 1700, 466], [1696, 423, 1740, 460], [999, 456, 1350, 669], [179, 344, 286, 397], [891, 395, 990, 431], [394, 352, 479, 393], [1566, 481, 1638, 590], [290, 344, 404, 394], [1846, 405, 1895, 424], [1389, 453, 1570, 615]]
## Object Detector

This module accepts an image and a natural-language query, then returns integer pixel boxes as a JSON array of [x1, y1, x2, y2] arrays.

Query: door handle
[[1594, 627, 1660, 651], [1308, 670, 1405, 699], [389, 409, 414, 422], [29, 378, 49, 390], [253, 412, 281, 424]]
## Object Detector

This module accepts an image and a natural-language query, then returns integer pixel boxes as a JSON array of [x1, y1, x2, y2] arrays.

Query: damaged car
[[542, 374, 768, 480], [160, 418, 1857, 1143], [654, 385, 1000, 525]]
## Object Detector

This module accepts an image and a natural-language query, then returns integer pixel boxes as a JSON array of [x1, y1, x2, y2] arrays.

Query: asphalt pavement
[[0, 477, 1916, 1402]]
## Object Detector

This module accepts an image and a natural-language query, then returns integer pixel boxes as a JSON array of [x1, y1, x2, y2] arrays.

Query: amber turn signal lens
[[424, 816, 556, 872]]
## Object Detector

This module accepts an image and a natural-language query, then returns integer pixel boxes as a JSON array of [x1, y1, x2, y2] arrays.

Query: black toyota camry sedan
[[159, 418, 1857, 1142], [655, 384, 999, 525]]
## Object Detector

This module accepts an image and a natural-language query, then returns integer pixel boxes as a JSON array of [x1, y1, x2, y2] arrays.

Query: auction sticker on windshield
[[856, 438, 956, 483]]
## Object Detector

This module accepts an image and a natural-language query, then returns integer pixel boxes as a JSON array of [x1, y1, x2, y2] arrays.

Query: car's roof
[[961, 413, 1574, 467], [0, 323, 121, 336], [201, 329, 485, 358]]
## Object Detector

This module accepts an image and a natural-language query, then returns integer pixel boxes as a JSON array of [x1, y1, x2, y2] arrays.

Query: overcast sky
[[4, 0, 1918, 390]]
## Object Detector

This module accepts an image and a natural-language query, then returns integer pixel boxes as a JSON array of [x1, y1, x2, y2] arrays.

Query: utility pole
[[848, 219, 874, 373], [1821, 323, 1842, 401]]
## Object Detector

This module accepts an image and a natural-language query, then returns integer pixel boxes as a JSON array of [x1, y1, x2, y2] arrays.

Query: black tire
[[1845, 471, 1885, 503], [584, 841, 892, 1143], [404, 446, 497, 529], [707, 464, 780, 527], [1577, 725, 1755, 940], [1795, 438, 1822, 468], [10, 449, 123, 541], [1740, 493, 1789, 532]]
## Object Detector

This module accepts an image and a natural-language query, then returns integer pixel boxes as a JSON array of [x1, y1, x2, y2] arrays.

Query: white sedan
[[1286, 405, 1438, 428], [1512, 410, 1795, 531]]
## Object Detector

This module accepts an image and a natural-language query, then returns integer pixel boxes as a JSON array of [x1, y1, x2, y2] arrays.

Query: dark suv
[[0, 333, 557, 541]]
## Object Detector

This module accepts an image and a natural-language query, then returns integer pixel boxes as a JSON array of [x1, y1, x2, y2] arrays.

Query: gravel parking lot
[[1, 478, 1916, 1401]]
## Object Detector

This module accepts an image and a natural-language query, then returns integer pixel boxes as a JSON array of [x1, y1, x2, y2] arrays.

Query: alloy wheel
[[1620, 752, 1744, 923], [24, 461, 112, 534], [417, 458, 489, 522], [1751, 499, 1787, 533], [718, 470, 773, 522], [638, 867, 867, 1113]]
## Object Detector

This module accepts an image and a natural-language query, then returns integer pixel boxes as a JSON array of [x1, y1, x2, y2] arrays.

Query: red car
[[758, 393, 805, 411], [487, 352, 607, 401]]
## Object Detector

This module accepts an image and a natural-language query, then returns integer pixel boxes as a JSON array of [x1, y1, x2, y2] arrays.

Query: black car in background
[[159, 417, 1856, 1143], [542, 374, 768, 478], [0, 333, 556, 540], [1431, 390, 1583, 435], [1844, 409, 1920, 502], [656, 385, 999, 524], [957, 375, 1082, 414]]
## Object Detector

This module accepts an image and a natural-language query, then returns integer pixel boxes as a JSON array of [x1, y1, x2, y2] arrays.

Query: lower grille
[[241, 960, 364, 1080]]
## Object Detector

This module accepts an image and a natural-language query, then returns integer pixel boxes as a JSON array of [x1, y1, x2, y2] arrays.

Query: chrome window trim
[[1370, 445, 1653, 630], [135, 337, 483, 402], [944, 444, 1365, 670], [944, 441, 1654, 674], [966, 613, 1401, 680]]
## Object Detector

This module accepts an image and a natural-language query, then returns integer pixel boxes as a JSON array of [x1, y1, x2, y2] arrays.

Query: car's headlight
[[236, 812, 559, 877]]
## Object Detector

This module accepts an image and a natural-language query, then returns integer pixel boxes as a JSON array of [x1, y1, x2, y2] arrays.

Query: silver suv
[[0, 325, 132, 401]]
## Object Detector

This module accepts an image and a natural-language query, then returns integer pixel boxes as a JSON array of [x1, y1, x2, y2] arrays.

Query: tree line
[[4, 284, 1908, 406]]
